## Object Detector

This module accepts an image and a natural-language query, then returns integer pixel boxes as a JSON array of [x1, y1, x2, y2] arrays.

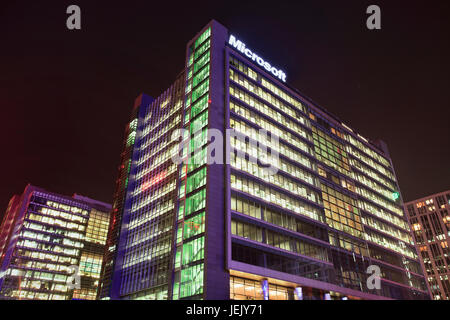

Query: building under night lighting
[[99, 20, 430, 300], [0, 184, 111, 300], [405, 190, 450, 300]]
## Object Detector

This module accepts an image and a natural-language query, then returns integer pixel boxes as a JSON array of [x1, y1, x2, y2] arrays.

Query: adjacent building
[[0, 184, 111, 300], [405, 190, 450, 300], [98, 76, 186, 300], [97, 95, 151, 299], [100, 20, 429, 300]]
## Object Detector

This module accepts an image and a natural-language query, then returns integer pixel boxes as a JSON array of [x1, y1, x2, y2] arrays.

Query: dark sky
[[1, 1, 449, 219]]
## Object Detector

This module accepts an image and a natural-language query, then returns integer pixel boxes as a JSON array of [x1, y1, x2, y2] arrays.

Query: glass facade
[[172, 26, 211, 300], [98, 101, 142, 300], [405, 191, 450, 300], [0, 186, 111, 300], [226, 32, 428, 299], [107, 74, 185, 300], [103, 20, 429, 300]]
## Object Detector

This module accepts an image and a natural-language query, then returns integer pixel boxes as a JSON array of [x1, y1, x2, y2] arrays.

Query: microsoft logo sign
[[228, 35, 287, 83]]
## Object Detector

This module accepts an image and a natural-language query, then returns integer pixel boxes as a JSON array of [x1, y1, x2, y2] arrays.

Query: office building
[[98, 78, 185, 299], [0, 184, 111, 300], [97, 95, 151, 299], [100, 20, 429, 300], [405, 190, 450, 300]]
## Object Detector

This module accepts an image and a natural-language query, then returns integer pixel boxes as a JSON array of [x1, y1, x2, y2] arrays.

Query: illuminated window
[[183, 211, 205, 240], [321, 184, 363, 239], [185, 189, 206, 216], [85, 209, 110, 245], [79, 252, 103, 278], [179, 263, 204, 298], [195, 28, 211, 48]]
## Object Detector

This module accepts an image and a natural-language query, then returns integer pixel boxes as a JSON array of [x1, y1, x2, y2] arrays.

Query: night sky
[[1, 1, 449, 219]]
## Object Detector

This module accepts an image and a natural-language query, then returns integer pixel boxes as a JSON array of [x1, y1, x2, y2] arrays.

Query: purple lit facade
[[0, 184, 111, 300], [101, 20, 429, 300]]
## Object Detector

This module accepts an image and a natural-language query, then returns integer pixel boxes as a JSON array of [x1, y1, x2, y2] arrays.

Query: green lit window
[[179, 183, 186, 199], [183, 211, 205, 240], [192, 79, 209, 103], [193, 64, 210, 88], [182, 236, 204, 265], [174, 247, 182, 269], [180, 263, 204, 298], [184, 110, 190, 125], [191, 95, 209, 119], [180, 164, 187, 179], [129, 118, 138, 131], [194, 52, 210, 73], [185, 82, 192, 95], [194, 39, 210, 60], [185, 96, 191, 109], [195, 27, 211, 49], [172, 281, 180, 300], [186, 167, 207, 194], [190, 110, 208, 135], [190, 128, 208, 152], [188, 147, 207, 173], [126, 131, 136, 146], [178, 204, 185, 221], [185, 189, 206, 216], [176, 224, 183, 245]]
